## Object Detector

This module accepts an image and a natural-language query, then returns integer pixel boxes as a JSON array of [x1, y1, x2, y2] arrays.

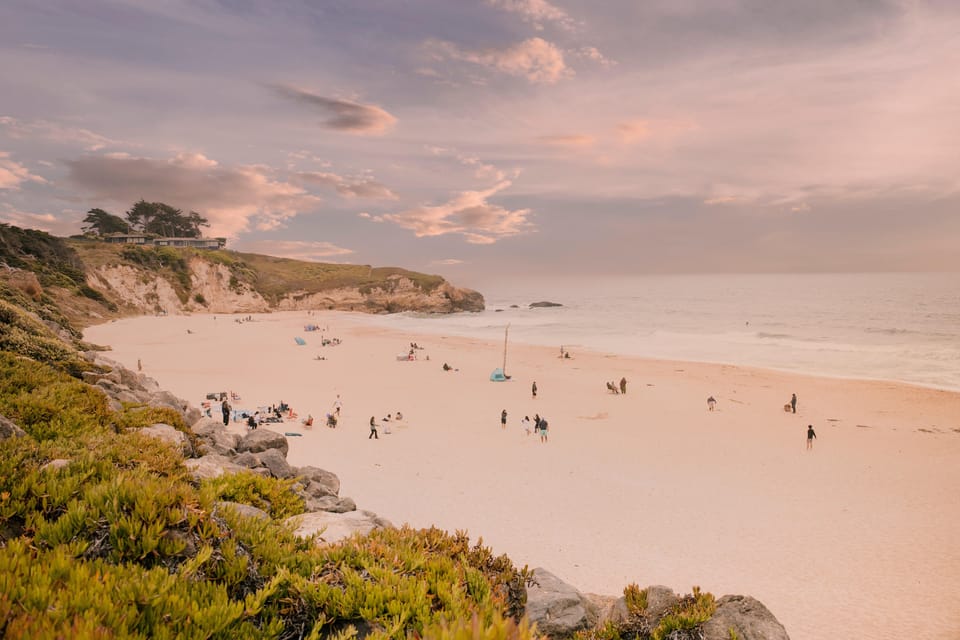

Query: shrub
[[194, 293, 207, 305], [624, 582, 648, 615], [202, 472, 306, 520], [651, 586, 717, 640]]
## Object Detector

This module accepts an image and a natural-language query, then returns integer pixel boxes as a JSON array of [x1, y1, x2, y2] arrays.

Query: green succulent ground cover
[[0, 342, 536, 639]]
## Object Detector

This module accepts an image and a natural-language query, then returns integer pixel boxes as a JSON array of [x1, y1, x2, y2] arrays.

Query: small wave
[[864, 327, 911, 335], [756, 332, 793, 340]]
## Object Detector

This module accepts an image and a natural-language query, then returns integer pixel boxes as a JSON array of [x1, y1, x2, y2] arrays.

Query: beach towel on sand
[[294, 337, 306, 346]]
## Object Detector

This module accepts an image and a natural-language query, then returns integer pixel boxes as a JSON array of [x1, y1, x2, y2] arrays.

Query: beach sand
[[85, 311, 960, 640]]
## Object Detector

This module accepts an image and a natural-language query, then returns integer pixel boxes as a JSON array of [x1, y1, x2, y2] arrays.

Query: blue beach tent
[[294, 337, 306, 346], [489, 368, 507, 382]]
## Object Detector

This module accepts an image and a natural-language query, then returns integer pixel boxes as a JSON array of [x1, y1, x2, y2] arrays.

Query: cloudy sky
[[1, 0, 958, 284]]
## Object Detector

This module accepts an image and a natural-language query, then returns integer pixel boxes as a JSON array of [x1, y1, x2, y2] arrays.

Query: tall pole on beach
[[503, 324, 510, 375]]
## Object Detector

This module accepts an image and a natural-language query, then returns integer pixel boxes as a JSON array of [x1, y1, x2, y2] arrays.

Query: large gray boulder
[[296, 466, 340, 497], [286, 510, 392, 544], [526, 568, 598, 638], [215, 501, 269, 521], [191, 418, 240, 456], [702, 595, 790, 640], [138, 423, 193, 457], [237, 429, 289, 456], [0, 415, 26, 440], [305, 495, 357, 513], [258, 448, 295, 479], [184, 454, 247, 480], [232, 451, 261, 468], [150, 389, 186, 414]]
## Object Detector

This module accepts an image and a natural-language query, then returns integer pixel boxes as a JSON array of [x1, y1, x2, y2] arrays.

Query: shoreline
[[84, 310, 960, 640]]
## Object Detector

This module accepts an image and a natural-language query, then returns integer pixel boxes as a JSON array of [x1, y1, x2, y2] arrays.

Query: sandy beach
[[85, 311, 960, 640]]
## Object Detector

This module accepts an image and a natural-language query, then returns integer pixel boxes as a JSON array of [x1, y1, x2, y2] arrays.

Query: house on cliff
[[103, 234, 226, 249]]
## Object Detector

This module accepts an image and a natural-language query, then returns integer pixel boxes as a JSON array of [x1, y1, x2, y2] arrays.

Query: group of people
[[501, 410, 549, 443], [605, 377, 628, 394], [369, 412, 404, 439]]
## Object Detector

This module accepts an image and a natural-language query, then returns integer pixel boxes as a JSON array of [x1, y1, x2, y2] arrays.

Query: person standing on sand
[[369, 416, 379, 439], [707, 396, 717, 411], [539, 417, 549, 443], [500, 409, 508, 429], [221, 400, 230, 426], [531, 381, 537, 398], [137, 358, 142, 372], [334, 395, 342, 417], [533, 413, 541, 435], [806, 424, 817, 450], [522, 415, 531, 435], [620, 377, 627, 394], [791, 393, 797, 414]]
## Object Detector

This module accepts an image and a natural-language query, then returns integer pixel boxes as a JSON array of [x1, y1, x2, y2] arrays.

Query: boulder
[[184, 454, 246, 480], [232, 451, 261, 468], [114, 389, 142, 405], [305, 495, 357, 513], [237, 429, 289, 456], [215, 501, 269, 521], [701, 595, 790, 640], [183, 405, 202, 426], [191, 418, 240, 456], [640, 585, 681, 622], [296, 466, 341, 497], [0, 415, 26, 440], [257, 448, 295, 479], [138, 423, 193, 456], [286, 510, 392, 544], [150, 390, 187, 415], [526, 568, 598, 638]]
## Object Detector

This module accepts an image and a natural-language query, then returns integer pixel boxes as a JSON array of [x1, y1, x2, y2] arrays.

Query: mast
[[503, 324, 510, 375]]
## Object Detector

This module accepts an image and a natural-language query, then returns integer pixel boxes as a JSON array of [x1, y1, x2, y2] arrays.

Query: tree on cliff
[[125, 200, 209, 238], [82, 208, 131, 236]]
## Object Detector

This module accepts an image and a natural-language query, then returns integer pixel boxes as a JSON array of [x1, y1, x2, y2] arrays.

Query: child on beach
[[806, 424, 817, 450], [501, 409, 508, 429]]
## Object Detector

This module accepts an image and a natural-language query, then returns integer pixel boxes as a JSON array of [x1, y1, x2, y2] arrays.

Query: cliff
[[0, 225, 484, 328]]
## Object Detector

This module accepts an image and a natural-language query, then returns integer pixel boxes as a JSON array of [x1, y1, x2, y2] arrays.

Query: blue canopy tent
[[490, 368, 507, 382]]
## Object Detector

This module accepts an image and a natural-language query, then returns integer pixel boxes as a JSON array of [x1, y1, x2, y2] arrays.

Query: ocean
[[349, 272, 960, 391]]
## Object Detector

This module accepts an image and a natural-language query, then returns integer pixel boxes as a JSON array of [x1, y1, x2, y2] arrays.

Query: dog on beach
[[783, 403, 792, 412]]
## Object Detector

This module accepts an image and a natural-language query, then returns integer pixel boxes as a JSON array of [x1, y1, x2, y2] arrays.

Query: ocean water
[[349, 272, 960, 391]]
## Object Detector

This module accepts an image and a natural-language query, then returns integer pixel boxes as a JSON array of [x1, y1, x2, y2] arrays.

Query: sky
[[1, 0, 958, 285]]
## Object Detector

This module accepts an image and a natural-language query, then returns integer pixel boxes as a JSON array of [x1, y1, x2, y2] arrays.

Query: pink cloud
[[295, 171, 398, 200], [0, 116, 120, 151], [66, 152, 321, 236], [427, 37, 570, 84], [485, 0, 577, 31], [0, 151, 46, 189], [0, 205, 78, 236], [381, 180, 533, 244], [536, 134, 596, 148], [269, 86, 397, 135]]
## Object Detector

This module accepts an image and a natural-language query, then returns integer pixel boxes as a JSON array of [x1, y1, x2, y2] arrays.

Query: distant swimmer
[[806, 424, 817, 450]]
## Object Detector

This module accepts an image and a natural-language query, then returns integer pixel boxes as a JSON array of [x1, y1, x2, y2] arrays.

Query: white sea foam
[[354, 272, 960, 390]]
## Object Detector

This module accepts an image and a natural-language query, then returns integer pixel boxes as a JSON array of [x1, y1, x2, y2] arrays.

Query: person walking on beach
[[806, 424, 817, 450], [539, 417, 549, 443], [333, 394, 342, 417], [137, 358, 142, 372], [501, 409, 508, 429], [521, 415, 531, 435], [707, 396, 717, 411], [531, 381, 537, 398], [221, 399, 231, 426], [791, 393, 797, 414], [369, 416, 379, 439], [534, 413, 542, 435], [619, 377, 627, 394]]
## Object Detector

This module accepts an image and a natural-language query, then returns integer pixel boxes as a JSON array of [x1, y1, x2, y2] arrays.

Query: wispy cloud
[[536, 134, 596, 148], [0, 116, 120, 151], [295, 171, 398, 200], [486, 0, 577, 31], [426, 37, 569, 84], [430, 258, 465, 266], [0, 151, 46, 189], [381, 180, 533, 244], [65, 152, 320, 235], [617, 119, 699, 144], [0, 205, 77, 235], [233, 239, 353, 262], [269, 85, 397, 134], [574, 46, 615, 68]]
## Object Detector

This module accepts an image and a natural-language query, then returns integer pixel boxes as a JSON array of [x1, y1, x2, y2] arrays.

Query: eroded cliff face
[[86, 256, 484, 315]]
